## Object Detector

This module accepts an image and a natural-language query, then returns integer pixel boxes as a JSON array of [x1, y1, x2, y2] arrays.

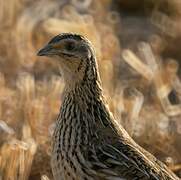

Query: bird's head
[[37, 33, 98, 86]]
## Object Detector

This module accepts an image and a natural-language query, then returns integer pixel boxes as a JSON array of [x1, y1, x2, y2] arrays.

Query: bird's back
[[51, 87, 179, 180]]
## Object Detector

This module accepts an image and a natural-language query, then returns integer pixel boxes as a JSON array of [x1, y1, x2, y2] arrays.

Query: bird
[[37, 33, 179, 180]]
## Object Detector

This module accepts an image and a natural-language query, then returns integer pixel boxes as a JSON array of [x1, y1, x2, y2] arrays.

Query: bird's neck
[[63, 56, 102, 98], [63, 76, 103, 102], [54, 56, 111, 149]]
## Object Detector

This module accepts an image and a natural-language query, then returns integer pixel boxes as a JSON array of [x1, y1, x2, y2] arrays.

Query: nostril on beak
[[37, 44, 52, 56]]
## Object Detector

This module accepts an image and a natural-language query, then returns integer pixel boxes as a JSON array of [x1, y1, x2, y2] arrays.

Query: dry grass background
[[0, 0, 181, 179]]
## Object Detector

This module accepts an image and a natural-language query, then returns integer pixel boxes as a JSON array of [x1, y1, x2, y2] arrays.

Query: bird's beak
[[37, 44, 55, 56]]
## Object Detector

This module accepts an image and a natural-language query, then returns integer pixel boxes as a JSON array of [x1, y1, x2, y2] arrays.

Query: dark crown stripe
[[48, 33, 84, 44]]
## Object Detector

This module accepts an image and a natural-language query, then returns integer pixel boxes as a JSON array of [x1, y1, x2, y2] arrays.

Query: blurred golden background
[[0, 0, 181, 179]]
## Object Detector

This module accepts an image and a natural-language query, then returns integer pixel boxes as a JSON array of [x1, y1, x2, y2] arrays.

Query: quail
[[37, 33, 179, 180]]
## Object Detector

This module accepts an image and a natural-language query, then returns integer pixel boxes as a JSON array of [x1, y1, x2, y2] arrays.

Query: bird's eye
[[65, 42, 75, 51]]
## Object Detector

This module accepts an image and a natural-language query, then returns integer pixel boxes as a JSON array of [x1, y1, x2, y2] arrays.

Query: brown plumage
[[37, 33, 179, 180]]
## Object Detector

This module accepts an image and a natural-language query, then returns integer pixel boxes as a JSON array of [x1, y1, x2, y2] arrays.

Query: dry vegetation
[[0, 0, 181, 179]]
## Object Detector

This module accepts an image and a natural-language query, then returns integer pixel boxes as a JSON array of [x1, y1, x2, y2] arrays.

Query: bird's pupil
[[66, 42, 75, 51]]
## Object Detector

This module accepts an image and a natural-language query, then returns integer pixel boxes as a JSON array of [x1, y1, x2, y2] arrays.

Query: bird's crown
[[48, 33, 85, 44]]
